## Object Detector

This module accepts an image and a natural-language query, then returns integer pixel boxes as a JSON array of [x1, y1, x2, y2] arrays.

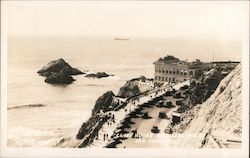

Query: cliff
[[190, 68, 225, 105], [92, 91, 120, 115], [76, 91, 122, 147], [174, 64, 242, 148]]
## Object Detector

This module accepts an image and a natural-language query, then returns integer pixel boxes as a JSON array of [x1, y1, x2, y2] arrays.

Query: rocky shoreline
[[75, 64, 238, 148], [75, 76, 154, 147]]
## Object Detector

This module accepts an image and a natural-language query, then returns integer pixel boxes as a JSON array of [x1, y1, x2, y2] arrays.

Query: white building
[[153, 56, 203, 84]]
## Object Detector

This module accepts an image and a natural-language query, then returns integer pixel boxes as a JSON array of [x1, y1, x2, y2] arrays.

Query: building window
[[169, 78, 171, 82], [170, 71, 172, 74], [173, 71, 175, 74], [173, 77, 175, 82], [184, 72, 187, 75], [163, 70, 165, 73], [177, 70, 179, 75], [155, 76, 157, 80], [180, 72, 183, 75], [165, 77, 168, 81], [166, 70, 168, 73]]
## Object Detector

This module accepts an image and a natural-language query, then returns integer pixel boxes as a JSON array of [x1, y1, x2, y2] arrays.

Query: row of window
[[155, 69, 195, 76], [155, 76, 187, 82]]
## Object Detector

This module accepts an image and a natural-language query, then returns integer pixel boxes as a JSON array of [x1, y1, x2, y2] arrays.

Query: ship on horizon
[[114, 37, 130, 41]]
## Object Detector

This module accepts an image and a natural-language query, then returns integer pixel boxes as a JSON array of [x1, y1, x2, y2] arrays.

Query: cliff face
[[190, 68, 225, 105], [92, 91, 119, 115], [76, 91, 121, 146], [175, 64, 242, 148], [117, 82, 141, 98]]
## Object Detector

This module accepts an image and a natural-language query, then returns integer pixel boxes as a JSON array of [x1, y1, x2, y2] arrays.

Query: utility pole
[[212, 52, 215, 68], [213, 52, 214, 63]]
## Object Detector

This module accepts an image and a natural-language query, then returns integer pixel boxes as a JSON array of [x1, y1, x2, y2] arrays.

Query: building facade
[[154, 57, 203, 84]]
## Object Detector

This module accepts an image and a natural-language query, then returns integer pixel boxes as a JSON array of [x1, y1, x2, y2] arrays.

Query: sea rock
[[92, 91, 119, 115], [45, 70, 75, 84], [37, 58, 83, 77], [85, 72, 110, 78]]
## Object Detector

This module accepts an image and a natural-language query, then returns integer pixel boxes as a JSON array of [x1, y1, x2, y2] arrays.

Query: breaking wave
[[8, 104, 46, 110]]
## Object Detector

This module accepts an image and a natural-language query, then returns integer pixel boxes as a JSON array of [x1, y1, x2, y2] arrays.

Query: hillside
[[173, 64, 242, 148]]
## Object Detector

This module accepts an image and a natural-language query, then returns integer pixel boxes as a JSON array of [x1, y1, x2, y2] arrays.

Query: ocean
[[6, 36, 241, 147]]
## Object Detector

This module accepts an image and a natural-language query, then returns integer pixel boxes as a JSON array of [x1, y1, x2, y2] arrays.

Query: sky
[[4, 1, 249, 40]]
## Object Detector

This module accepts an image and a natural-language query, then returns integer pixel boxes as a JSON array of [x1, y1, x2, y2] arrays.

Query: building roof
[[154, 55, 203, 69]]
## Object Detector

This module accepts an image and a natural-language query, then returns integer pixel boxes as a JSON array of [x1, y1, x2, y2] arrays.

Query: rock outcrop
[[76, 114, 109, 140], [38, 58, 83, 84], [76, 77, 153, 147], [117, 82, 141, 98], [85, 72, 110, 78], [92, 91, 119, 115], [190, 68, 225, 105], [76, 91, 121, 147], [38, 58, 83, 76], [44, 70, 75, 84], [117, 76, 154, 98]]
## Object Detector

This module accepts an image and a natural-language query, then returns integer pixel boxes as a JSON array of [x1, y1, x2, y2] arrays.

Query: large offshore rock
[[37, 58, 83, 77], [44, 70, 75, 84]]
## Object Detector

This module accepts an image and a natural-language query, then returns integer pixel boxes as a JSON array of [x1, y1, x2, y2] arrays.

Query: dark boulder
[[92, 91, 118, 115], [45, 70, 75, 84], [85, 72, 110, 78], [117, 82, 141, 98], [37, 58, 83, 77]]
